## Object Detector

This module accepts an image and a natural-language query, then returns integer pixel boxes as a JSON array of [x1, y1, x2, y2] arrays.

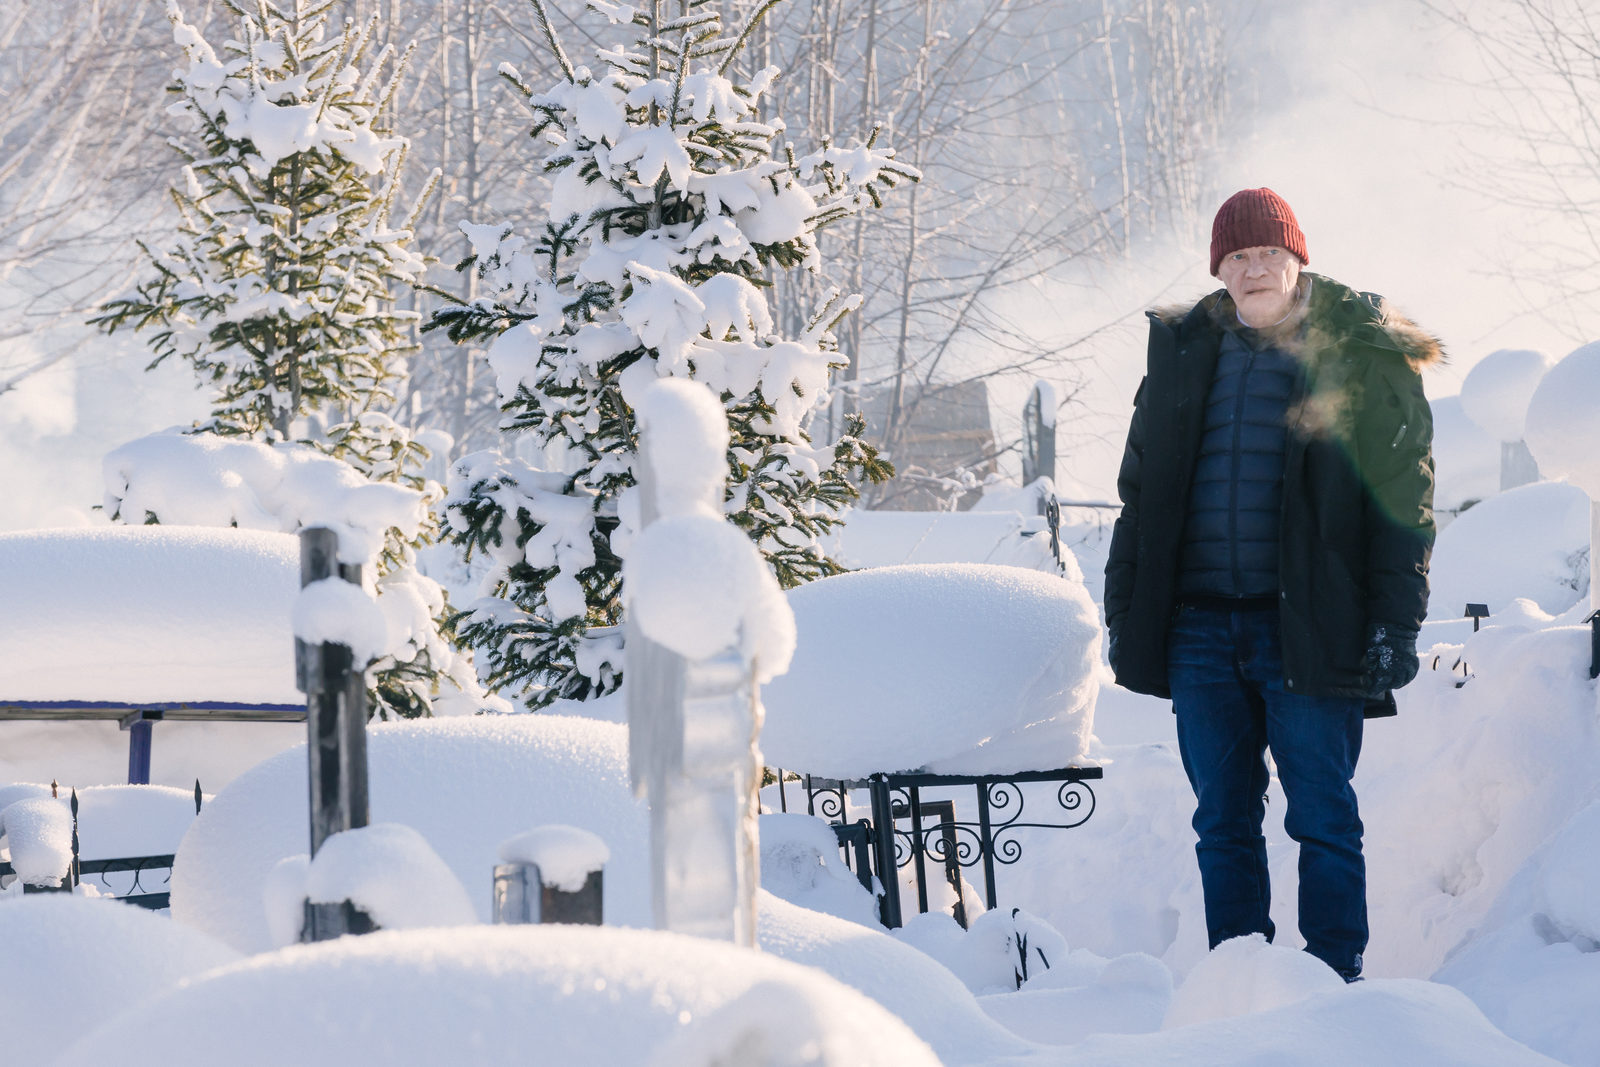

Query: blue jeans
[[1167, 603, 1368, 980]]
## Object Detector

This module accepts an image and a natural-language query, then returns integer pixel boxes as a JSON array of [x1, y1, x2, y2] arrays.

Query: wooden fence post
[[294, 526, 371, 942]]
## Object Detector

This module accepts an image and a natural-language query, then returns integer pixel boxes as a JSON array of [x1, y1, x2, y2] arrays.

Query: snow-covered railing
[[775, 767, 1102, 929], [0, 783, 204, 908], [760, 561, 1105, 928]]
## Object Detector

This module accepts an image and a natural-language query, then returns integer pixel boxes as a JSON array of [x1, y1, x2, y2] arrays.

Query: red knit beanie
[[1209, 188, 1308, 276]]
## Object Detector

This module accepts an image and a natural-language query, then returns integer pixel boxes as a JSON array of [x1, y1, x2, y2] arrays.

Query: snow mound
[[980, 949, 1172, 1046], [758, 812, 878, 927], [300, 823, 477, 931], [61, 925, 938, 1067], [649, 978, 937, 1067], [1427, 480, 1590, 618], [0, 895, 238, 1065], [0, 526, 300, 704], [172, 715, 648, 953], [1161, 934, 1344, 1028], [826, 507, 1071, 577], [1536, 799, 1600, 944], [1430, 394, 1501, 512], [1460, 348, 1553, 441], [895, 907, 1069, 995], [757, 890, 1039, 1064], [1055, 979, 1558, 1065], [1435, 799, 1600, 1066], [1360, 621, 1598, 979], [1526, 339, 1600, 494], [760, 564, 1100, 776], [72, 784, 201, 857], [0, 797, 72, 884]]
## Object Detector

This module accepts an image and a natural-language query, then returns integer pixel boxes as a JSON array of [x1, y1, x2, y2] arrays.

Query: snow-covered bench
[[759, 562, 1104, 927], [0, 526, 305, 783]]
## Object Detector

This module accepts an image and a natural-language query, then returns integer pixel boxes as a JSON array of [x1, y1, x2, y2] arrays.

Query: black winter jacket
[[1104, 274, 1440, 712]]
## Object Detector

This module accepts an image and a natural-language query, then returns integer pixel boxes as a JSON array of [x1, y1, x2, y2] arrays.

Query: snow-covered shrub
[[429, 0, 915, 707]]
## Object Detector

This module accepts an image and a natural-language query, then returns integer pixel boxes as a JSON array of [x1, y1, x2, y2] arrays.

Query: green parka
[[1104, 274, 1440, 714]]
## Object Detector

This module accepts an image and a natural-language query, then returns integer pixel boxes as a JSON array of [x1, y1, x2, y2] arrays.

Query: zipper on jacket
[[1390, 422, 1407, 449]]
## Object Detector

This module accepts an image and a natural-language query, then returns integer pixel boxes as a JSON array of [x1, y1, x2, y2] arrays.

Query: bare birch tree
[[1424, 0, 1600, 338]]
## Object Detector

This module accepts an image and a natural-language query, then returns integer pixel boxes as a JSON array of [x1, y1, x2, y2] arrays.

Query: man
[[1104, 188, 1439, 981]]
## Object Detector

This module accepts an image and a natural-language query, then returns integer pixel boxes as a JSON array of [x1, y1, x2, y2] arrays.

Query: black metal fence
[[773, 766, 1102, 929], [0, 783, 201, 909]]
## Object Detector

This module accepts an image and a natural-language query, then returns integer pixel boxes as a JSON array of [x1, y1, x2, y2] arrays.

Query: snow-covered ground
[[3, 475, 1598, 1064]]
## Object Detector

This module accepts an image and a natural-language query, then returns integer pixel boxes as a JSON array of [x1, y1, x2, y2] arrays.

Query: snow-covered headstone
[[627, 380, 795, 946], [1460, 348, 1553, 491], [494, 825, 608, 925], [1525, 340, 1600, 609], [267, 822, 477, 945], [1022, 380, 1058, 492]]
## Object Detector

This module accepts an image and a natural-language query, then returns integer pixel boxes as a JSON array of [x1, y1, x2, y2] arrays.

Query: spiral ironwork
[[807, 784, 846, 821], [806, 766, 1102, 929], [982, 780, 1098, 867], [80, 854, 174, 898], [920, 822, 982, 868]]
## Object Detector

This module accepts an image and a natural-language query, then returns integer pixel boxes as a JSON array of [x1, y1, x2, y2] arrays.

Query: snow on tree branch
[[428, 0, 907, 708]]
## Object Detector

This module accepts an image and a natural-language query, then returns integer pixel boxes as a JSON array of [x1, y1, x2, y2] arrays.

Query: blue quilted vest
[[1176, 326, 1302, 599]]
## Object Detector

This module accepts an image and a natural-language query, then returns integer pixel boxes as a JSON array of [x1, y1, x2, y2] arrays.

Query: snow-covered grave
[[760, 561, 1104, 928], [0, 526, 305, 786]]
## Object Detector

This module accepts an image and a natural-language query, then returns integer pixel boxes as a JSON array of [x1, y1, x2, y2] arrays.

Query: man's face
[[1217, 245, 1301, 326]]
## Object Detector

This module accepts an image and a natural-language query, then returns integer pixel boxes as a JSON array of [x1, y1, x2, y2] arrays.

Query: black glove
[[1364, 621, 1419, 695]]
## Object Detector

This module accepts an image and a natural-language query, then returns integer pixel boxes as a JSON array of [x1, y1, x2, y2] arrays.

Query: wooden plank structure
[[0, 702, 305, 785]]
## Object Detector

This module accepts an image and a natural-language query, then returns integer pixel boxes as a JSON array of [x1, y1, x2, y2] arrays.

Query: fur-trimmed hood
[[1151, 273, 1446, 371]]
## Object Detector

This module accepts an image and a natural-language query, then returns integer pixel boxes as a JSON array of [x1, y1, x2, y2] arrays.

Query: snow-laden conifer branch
[[528, 0, 577, 83], [717, 0, 782, 75]]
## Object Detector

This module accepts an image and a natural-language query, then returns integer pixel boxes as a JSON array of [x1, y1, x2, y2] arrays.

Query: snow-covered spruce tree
[[428, 0, 915, 708], [93, 0, 482, 720]]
